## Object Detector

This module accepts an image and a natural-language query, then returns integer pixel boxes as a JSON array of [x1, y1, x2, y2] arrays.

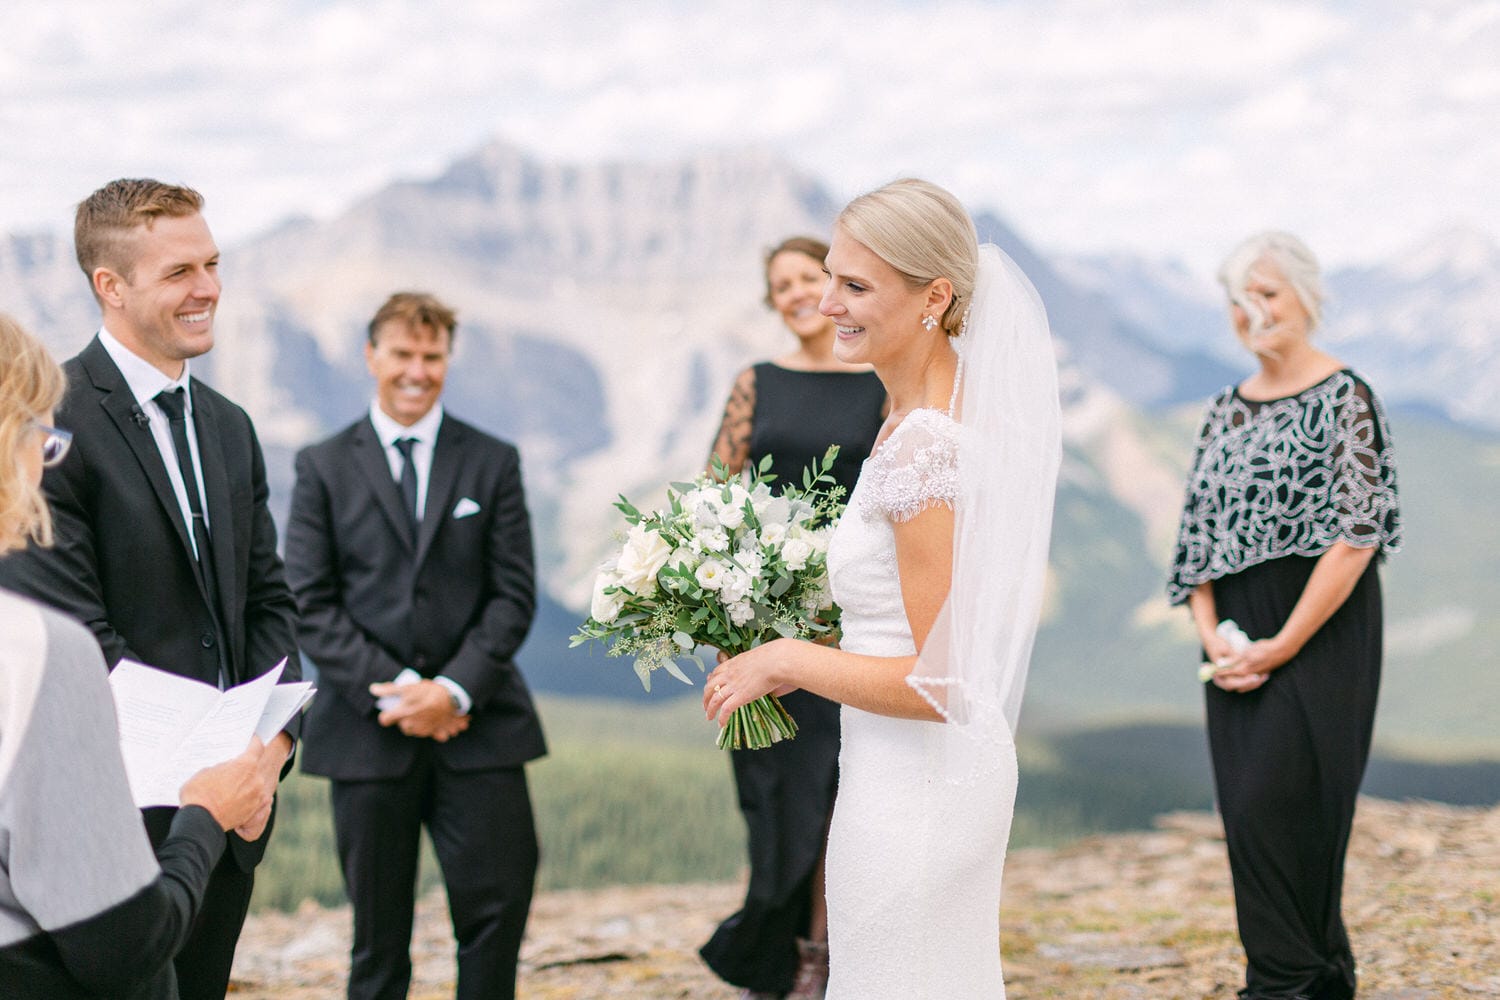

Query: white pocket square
[[452, 497, 481, 519]]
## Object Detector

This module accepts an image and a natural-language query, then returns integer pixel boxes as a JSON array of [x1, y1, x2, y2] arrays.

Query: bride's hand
[[704, 639, 798, 726]]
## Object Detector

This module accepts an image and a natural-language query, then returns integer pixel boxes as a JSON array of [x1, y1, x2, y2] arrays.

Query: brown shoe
[[785, 937, 829, 999]]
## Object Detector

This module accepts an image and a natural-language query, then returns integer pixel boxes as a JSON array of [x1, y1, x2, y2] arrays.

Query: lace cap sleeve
[[863, 409, 959, 523]]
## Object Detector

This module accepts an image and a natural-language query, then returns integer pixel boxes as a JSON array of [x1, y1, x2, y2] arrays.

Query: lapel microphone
[[130, 404, 150, 428]]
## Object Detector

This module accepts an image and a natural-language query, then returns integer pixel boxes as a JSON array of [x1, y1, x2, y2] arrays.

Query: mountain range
[[3, 138, 1496, 755]]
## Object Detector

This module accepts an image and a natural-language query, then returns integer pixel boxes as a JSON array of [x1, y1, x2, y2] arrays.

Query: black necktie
[[394, 437, 419, 536], [155, 388, 228, 684]]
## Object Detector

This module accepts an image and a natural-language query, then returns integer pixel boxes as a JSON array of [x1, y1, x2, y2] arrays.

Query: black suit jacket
[[0, 336, 301, 868], [285, 413, 546, 781]]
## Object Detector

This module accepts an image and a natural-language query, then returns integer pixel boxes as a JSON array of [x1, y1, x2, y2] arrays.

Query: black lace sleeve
[[1332, 374, 1401, 549], [708, 366, 757, 477]]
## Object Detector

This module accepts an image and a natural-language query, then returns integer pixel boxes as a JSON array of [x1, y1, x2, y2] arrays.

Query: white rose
[[782, 538, 814, 572], [727, 599, 756, 626], [696, 559, 729, 590], [617, 523, 673, 596], [590, 571, 627, 624]]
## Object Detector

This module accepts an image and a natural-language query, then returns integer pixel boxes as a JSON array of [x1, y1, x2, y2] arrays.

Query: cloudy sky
[[1, 0, 1494, 278]]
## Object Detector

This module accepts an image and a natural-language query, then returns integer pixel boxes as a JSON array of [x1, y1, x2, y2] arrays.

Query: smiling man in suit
[[0, 177, 299, 999], [284, 292, 546, 1000]]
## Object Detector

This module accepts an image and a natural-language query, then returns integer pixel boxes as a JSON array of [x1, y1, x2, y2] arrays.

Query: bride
[[705, 179, 1061, 998]]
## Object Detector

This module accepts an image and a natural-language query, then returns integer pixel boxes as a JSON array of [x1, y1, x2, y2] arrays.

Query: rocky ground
[[230, 797, 1498, 999]]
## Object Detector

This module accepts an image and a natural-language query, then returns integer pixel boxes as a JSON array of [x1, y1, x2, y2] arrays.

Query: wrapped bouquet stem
[[572, 448, 846, 750]]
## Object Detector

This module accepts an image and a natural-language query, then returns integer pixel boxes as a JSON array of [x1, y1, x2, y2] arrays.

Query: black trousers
[[142, 808, 255, 1000], [1207, 557, 1381, 1000], [331, 762, 538, 1000]]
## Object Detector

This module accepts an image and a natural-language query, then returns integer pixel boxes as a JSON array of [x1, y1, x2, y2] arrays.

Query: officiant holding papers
[[0, 313, 276, 999], [285, 291, 545, 1000], [0, 179, 301, 1000]]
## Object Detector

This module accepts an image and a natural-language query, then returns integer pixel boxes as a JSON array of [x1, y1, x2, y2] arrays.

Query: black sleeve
[[48, 806, 225, 996]]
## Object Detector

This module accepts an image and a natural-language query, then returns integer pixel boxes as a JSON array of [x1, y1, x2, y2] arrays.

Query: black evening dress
[[1168, 370, 1400, 1000], [700, 362, 886, 995]]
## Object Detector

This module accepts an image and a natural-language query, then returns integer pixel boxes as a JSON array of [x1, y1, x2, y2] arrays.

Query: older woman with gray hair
[[0, 314, 272, 999], [1168, 234, 1401, 1000]]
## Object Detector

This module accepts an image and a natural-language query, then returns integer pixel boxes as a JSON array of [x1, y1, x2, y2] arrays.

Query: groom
[[0, 177, 300, 1000], [284, 291, 546, 1000]]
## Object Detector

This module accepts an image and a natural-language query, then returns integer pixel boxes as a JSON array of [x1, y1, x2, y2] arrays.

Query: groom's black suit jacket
[[0, 335, 301, 871], [284, 413, 546, 780]]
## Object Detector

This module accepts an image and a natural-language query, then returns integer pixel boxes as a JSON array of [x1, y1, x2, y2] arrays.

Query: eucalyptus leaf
[[662, 658, 693, 685]]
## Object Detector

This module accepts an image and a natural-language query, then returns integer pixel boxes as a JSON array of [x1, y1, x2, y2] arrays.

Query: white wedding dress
[[824, 408, 1017, 999]]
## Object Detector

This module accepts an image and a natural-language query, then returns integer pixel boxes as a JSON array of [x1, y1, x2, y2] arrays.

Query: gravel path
[[230, 798, 1498, 999]]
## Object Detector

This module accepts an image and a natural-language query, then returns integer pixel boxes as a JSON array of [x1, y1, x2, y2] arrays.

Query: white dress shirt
[[367, 401, 443, 523], [98, 328, 211, 558], [366, 401, 471, 714]]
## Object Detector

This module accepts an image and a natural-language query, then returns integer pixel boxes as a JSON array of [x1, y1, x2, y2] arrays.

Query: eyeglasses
[[33, 421, 73, 468]]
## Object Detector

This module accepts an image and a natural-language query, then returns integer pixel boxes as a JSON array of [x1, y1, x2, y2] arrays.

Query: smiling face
[[767, 249, 834, 342], [366, 319, 451, 426], [1230, 257, 1312, 352], [819, 227, 936, 367], [97, 212, 221, 377]]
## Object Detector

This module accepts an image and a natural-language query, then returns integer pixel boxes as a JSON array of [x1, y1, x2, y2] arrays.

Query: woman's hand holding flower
[[705, 638, 800, 726]]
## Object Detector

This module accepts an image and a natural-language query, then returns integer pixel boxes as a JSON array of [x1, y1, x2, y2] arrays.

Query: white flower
[[695, 559, 730, 590], [759, 496, 791, 527], [590, 571, 627, 624], [734, 546, 764, 578], [782, 537, 814, 572], [787, 498, 816, 524], [700, 525, 730, 551], [617, 523, 673, 596], [748, 482, 775, 518], [727, 599, 756, 626], [717, 502, 746, 530], [668, 547, 701, 573], [720, 568, 752, 604], [759, 522, 788, 547]]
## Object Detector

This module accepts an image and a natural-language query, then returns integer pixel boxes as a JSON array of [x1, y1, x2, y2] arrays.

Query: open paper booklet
[[109, 658, 315, 809]]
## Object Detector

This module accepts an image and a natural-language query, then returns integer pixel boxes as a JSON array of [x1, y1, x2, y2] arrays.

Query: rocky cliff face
[[229, 798, 1499, 999]]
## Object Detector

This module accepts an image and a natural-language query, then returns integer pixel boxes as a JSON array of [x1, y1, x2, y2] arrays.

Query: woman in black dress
[[700, 236, 885, 1000], [1168, 232, 1401, 1000]]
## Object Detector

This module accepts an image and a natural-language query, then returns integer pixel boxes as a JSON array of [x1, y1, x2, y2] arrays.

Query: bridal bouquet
[[571, 448, 845, 749]]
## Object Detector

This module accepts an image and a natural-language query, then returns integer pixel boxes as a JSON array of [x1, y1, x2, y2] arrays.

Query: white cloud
[[0, 0, 1494, 282]]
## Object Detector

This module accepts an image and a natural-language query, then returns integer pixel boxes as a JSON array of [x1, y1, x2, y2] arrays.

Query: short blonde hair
[[74, 178, 205, 290], [835, 179, 978, 337], [0, 315, 66, 553], [1218, 231, 1325, 333]]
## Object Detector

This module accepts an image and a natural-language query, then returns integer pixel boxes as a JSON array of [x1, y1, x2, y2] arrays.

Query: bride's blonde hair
[[0, 315, 66, 553], [835, 178, 978, 337]]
